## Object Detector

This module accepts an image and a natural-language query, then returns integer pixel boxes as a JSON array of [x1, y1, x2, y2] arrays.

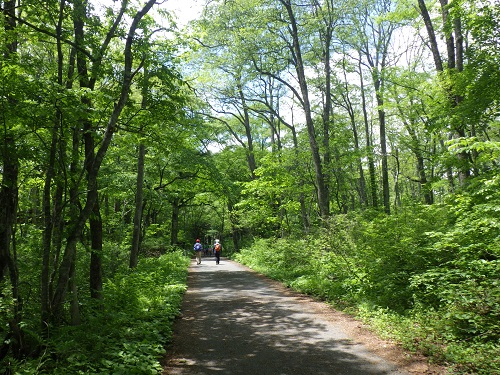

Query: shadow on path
[[163, 258, 408, 375]]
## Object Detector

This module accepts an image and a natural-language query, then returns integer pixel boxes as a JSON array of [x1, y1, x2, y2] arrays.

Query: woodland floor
[[162, 257, 448, 375]]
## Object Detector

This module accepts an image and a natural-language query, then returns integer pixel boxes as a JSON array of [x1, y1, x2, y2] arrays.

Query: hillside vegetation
[[236, 182, 500, 374]]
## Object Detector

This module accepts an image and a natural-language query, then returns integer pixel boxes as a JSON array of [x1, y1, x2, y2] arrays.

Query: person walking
[[213, 239, 222, 265], [193, 239, 203, 265]]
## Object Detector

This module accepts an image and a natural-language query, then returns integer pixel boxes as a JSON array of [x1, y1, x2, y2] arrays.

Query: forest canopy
[[0, 0, 499, 373]]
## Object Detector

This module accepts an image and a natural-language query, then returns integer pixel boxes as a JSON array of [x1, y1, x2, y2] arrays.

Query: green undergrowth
[[7, 252, 190, 375], [235, 195, 500, 374]]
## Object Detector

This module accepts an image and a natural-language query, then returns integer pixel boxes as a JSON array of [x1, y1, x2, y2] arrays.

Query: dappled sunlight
[[163, 259, 406, 375]]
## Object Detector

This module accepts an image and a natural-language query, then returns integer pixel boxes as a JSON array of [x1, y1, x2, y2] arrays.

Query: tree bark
[[74, 0, 104, 302], [360, 8, 394, 214], [280, 0, 329, 218], [51, 0, 158, 321], [418, 0, 470, 184], [89, 201, 103, 300], [320, 20, 332, 214], [417, 0, 444, 72], [170, 197, 180, 246], [336, 57, 368, 208], [0, 0, 26, 359], [130, 63, 149, 267], [376, 89, 391, 214], [131, 143, 146, 267], [358, 59, 378, 209], [236, 78, 257, 178]]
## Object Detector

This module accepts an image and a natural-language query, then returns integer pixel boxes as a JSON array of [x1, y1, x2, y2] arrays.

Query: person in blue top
[[193, 239, 203, 265]]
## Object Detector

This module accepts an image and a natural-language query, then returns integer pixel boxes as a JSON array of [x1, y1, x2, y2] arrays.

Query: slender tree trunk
[[69, 254, 80, 325], [0, 135, 21, 358], [376, 89, 391, 214], [363, 20, 393, 214], [281, 0, 329, 218], [321, 25, 332, 213], [359, 61, 378, 209], [417, 154, 433, 204], [170, 197, 180, 246], [441, 138, 455, 192], [131, 64, 148, 267], [237, 80, 257, 178], [228, 201, 240, 251], [292, 128, 310, 231], [0, 0, 24, 360], [89, 201, 103, 299], [349, 112, 367, 207], [418, 0, 470, 184], [131, 143, 146, 267], [0, 0, 18, 290], [417, 0, 444, 72], [41, 111, 60, 325], [74, 0, 104, 302], [0, 157, 19, 282], [338, 57, 367, 208], [42, 0, 70, 325], [393, 147, 401, 208], [52, 122, 81, 320], [51, 0, 158, 321]]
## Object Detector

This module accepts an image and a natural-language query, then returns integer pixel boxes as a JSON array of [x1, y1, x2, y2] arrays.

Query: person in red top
[[213, 239, 222, 265]]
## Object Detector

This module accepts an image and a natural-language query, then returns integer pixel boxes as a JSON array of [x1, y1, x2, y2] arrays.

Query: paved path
[[163, 257, 409, 375]]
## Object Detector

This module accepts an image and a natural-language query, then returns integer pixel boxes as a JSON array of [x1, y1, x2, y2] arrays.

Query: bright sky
[[162, 0, 204, 27], [92, 0, 205, 30]]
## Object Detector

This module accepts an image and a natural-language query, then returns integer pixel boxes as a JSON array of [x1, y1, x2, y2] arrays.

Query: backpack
[[214, 243, 221, 252], [194, 243, 202, 251]]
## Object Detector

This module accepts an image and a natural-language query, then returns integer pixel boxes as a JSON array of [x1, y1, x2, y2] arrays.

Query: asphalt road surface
[[162, 256, 411, 375]]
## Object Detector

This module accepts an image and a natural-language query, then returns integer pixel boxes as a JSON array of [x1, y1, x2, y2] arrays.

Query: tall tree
[[50, 0, 159, 322], [278, 0, 330, 218], [357, 0, 399, 214], [417, 0, 470, 184], [0, 0, 23, 359], [330, 55, 368, 208], [130, 63, 149, 269]]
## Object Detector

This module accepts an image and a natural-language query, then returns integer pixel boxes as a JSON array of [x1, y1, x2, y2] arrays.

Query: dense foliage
[[1, 252, 189, 374], [236, 180, 500, 373], [1, 0, 499, 373]]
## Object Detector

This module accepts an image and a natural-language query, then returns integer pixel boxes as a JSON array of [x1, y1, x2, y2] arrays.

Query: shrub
[[6, 252, 190, 375]]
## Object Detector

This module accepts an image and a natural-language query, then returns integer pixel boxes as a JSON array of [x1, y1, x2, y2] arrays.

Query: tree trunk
[[0, 150, 17, 279], [0, 135, 21, 359], [51, 0, 158, 321], [418, 0, 470, 184], [74, 0, 104, 300], [237, 80, 257, 178], [69, 255, 80, 325], [89, 201, 103, 300], [321, 24, 332, 214], [131, 143, 146, 267], [358, 59, 378, 208], [338, 57, 367, 208], [281, 0, 329, 218], [131, 64, 148, 267], [417, 0, 444, 72], [0, 0, 24, 360], [376, 92, 391, 214], [170, 197, 180, 246], [349, 111, 367, 207], [41, 112, 60, 325], [228, 201, 240, 251]]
